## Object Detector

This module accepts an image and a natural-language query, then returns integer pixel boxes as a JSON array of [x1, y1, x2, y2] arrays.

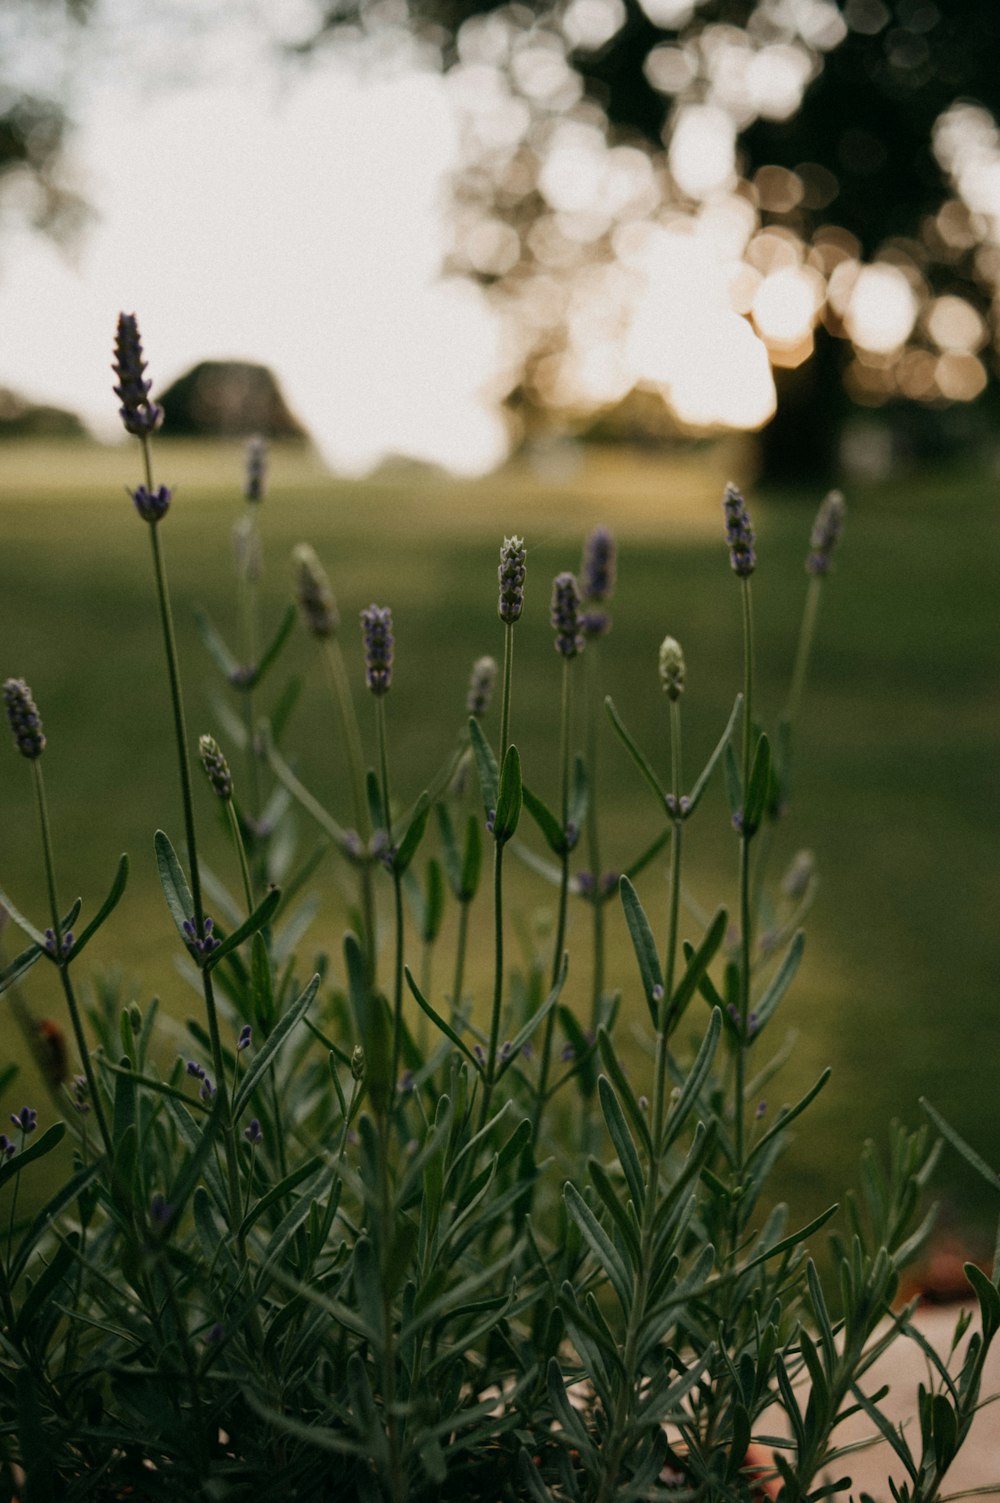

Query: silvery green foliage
[[0, 346, 994, 1502]]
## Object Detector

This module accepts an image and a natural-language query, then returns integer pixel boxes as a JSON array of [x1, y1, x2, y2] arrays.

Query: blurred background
[[0, 0, 996, 1248]]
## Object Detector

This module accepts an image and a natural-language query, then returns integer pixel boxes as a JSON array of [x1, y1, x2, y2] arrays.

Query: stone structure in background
[[0, 387, 87, 439], [157, 361, 309, 441]]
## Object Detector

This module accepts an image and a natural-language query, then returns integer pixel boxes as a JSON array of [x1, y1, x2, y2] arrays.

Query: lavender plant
[[0, 314, 995, 1503]]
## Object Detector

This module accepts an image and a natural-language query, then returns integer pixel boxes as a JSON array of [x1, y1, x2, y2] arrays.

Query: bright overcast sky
[[0, 6, 511, 474]]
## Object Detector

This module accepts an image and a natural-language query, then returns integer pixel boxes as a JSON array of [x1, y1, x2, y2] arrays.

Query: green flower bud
[[658, 637, 685, 700]]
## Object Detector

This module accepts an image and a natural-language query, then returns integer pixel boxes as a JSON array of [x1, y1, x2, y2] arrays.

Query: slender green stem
[[31, 762, 113, 1156], [376, 697, 404, 1093], [323, 637, 370, 841], [478, 839, 505, 1132], [450, 897, 471, 1026], [498, 621, 514, 759], [652, 698, 683, 1156], [783, 573, 823, 734], [584, 644, 606, 1033], [533, 656, 573, 1137], [734, 577, 755, 1182], [227, 801, 255, 917]]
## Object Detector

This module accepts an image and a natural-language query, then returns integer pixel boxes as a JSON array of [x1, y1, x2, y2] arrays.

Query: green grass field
[[1, 436, 995, 1240]]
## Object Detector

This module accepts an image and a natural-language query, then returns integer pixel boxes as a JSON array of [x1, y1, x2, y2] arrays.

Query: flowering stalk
[[580, 527, 615, 1032], [114, 314, 243, 1232], [233, 438, 268, 858], [723, 483, 756, 1179], [652, 637, 685, 1153], [784, 490, 846, 735]]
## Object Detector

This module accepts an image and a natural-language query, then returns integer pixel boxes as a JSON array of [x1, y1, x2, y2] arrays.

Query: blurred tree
[[0, 0, 92, 241], [299, 0, 1000, 480]]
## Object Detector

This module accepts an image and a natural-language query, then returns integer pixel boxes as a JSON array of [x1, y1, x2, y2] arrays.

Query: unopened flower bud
[[467, 656, 498, 717], [199, 735, 233, 801], [806, 490, 845, 576], [292, 544, 339, 639], [3, 678, 45, 759], [658, 637, 685, 700], [498, 536, 526, 624], [351, 1045, 365, 1081]]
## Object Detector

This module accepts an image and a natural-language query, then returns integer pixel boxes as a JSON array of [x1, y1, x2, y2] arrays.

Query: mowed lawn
[[1, 436, 995, 1236]]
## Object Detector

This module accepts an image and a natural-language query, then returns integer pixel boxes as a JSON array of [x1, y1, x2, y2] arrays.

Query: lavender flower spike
[[198, 735, 233, 801], [112, 313, 164, 437], [467, 655, 498, 717], [498, 536, 526, 624], [582, 526, 616, 600], [806, 489, 846, 576], [3, 678, 45, 759], [360, 605, 394, 695], [723, 482, 756, 578], [550, 572, 584, 658], [292, 544, 339, 639]]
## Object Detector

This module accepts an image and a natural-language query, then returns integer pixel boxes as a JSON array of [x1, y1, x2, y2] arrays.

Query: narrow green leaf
[[112, 1056, 136, 1145], [748, 1068, 832, 1167], [568, 754, 588, 841], [605, 697, 667, 807], [498, 954, 568, 1079], [753, 930, 805, 1033], [0, 939, 44, 995], [393, 790, 430, 875], [662, 1008, 722, 1152], [619, 874, 664, 1026], [598, 1076, 645, 1213], [518, 1449, 557, 1503], [166, 1094, 228, 1228], [154, 829, 195, 941], [684, 693, 743, 818], [194, 607, 241, 681], [723, 741, 741, 818], [921, 1099, 1000, 1195], [11, 1160, 101, 1284], [493, 743, 522, 844], [468, 715, 499, 816], [204, 885, 281, 970], [521, 784, 565, 855], [588, 1158, 641, 1265], [353, 1236, 386, 1346], [0, 886, 47, 949], [564, 1180, 632, 1313], [251, 931, 275, 1030], [435, 802, 462, 896], [405, 967, 478, 1068], [742, 1204, 839, 1274], [459, 812, 482, 900], [597, 1027, 651, 1155], [0, 1122, 67, 1193], [621, 826, 672, 884], [965, 1263, 1000, 1341], [667, 906, 727, 1028], [233, 972, 320, 1118], [61, 854, 130, 962], [247, 602, 296, 688], [15, 1368, 55, 1503], [743, 732, 771, 834], [421, 857, 445, 944]]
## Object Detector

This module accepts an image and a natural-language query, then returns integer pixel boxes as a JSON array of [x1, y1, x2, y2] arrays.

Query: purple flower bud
[[150, 1192, 173, 1226], [467, 655, 498, 717], [550, 572, 584, 659], [292, 544, 339, 639], [243, 1118, 263, 1145], [10, 1106, 36, 1135], [199, 1077, 216, 1103], [499, 1041, 514, 1063], [755, 1100, 767, 1120], [237, 1024, 252, 1051], [113, 313, 164, 437], [129, 484, 172, 524], [244, 435, 268, 503], [360, 604, 394, 695], [0, 1135, 16, 1160], [399, 1070, 415, 1093], [560, 1044, 576, 1063], [806, 490, 845, 576], [473, 1044, 486, 1066], [498, 536, 526, 624], [198, 735, 233, 801], [206, 1321, 225, 1343], [186, 1060, 206, 1080], [3, 678, 45, 760], [579, 607, 610, 639], [723, 483, 756, 578]]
